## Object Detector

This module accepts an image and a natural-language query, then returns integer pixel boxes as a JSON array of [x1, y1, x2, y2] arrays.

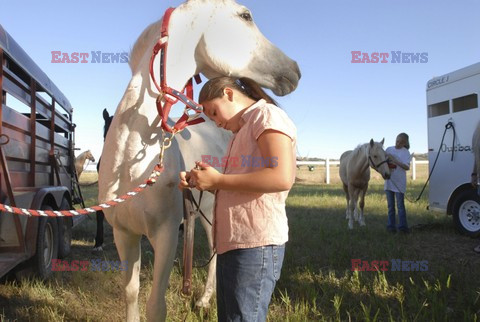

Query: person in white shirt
[[384, 133, 412, 233]]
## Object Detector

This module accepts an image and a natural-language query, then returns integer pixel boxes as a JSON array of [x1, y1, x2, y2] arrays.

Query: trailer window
[[428, 100, 449, 118], [5, 93, 30, 115], [453, 94, 478, 113]]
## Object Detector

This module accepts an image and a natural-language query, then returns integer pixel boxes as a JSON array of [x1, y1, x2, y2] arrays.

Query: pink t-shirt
[[214, 99, 297, 254]]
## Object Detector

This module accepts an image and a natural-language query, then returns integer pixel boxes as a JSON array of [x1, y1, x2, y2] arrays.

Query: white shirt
[[384, 146, 411, 193]]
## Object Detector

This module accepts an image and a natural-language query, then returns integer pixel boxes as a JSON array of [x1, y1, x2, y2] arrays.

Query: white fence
[[85, 159, 429, 185], [296, 157, 428, 184]]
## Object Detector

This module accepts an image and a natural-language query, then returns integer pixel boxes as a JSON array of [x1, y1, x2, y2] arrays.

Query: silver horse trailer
[[426, 62, 480, 236]]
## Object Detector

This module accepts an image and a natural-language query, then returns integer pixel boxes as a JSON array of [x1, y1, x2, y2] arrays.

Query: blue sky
[[1, 0, 479, 160]]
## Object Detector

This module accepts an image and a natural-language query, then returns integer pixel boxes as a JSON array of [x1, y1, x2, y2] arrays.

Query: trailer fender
[[30, 186, 71, 210], [447, 183, 474, 215], [448, 184, 480, 237]]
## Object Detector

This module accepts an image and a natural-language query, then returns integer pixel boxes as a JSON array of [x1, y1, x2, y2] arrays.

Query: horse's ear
[[370, 139, 374, 147], [380, 138, 385, 145], [103, 108, 110, 121]]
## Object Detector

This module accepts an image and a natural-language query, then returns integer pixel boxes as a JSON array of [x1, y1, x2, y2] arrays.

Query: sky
[[1, 0, 479, 161]]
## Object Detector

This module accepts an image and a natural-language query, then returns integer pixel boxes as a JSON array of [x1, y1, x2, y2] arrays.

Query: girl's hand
[[190, 161, 222, 191], [178, 171, 193, 190], [387, 153, 400, 165]]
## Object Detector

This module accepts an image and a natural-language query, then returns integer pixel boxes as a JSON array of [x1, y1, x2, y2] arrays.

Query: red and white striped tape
[[0, 164, 164, 217]]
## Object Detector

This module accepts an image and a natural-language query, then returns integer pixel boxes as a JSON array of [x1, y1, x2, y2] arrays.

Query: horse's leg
[[146, 220, 179, 321], [342, 183, 350, 220], [352, 189, 360, 222], [359, 185, 368, 226], [347, 185, 356, 229], [114, 228, 142, 322], [93, 210, 104, 251], [94, 158, 104, 251], [195, 212, 216, 308]]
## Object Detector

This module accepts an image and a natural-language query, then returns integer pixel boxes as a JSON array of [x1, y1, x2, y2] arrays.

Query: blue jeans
[[386, 190, 408, 231], [216, 244, 285, 322]]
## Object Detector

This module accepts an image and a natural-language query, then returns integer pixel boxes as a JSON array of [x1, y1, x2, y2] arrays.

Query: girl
[[385, 132, 412, 233], [179, 76, 296, 321]]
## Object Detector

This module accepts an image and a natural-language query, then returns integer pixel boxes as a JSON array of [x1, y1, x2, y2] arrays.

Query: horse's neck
[[106, 7, 205, 166], [352, 144, 370, 173], [129, 5, 205, 90], [76, 153, 87, 168]]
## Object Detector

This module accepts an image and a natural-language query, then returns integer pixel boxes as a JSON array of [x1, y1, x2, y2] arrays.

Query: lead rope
[[189, 189, 217, 268], [387, 121, 455, 203], [185, 164, 216, 268], [0, 131, 175, 217]]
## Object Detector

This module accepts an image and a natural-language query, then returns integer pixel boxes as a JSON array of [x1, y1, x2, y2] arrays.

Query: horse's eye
[[240, 11, 252, 22]]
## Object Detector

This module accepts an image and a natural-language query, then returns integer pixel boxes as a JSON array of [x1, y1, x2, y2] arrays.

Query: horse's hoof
[[195, 298, 211, 308]]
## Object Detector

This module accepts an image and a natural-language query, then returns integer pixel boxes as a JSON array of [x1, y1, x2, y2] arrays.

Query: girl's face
[[201, 88, 250, 133], [395, 135, 406, 149]]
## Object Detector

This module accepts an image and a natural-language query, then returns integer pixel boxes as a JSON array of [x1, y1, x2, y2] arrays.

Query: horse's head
[[85, 150, 96, 162], [168, 0, 301, 96], [367, 138, 390, 180]]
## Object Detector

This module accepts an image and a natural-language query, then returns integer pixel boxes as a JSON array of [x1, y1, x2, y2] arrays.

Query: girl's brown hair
[[398, 132, 410, 150], [198, 76, 278, 106]]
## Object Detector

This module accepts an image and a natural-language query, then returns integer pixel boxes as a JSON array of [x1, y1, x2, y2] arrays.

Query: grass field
[[1, 167, 480, 321]]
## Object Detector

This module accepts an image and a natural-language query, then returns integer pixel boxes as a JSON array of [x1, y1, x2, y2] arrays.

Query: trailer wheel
[[57, 198, 72, 258], [32, 205, 59, 279], [452, 189, 480, 237]]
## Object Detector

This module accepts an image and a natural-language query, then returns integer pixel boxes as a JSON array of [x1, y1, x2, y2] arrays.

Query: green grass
[[1, 168, 480, 321]]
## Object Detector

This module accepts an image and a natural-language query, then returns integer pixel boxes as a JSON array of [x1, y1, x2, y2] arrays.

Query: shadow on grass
[[0, 293, 83, 321], [274, 187, 480, 320]]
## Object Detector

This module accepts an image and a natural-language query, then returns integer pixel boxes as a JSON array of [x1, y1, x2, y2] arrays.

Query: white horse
[[75, 150, 95, 178], [339, 139, 391, 229], [98, 0, 300, 320]]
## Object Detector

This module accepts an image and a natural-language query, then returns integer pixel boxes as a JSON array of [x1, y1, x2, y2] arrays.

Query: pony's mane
[[128, 19, 163, 74], [351, 143, 369, 158]]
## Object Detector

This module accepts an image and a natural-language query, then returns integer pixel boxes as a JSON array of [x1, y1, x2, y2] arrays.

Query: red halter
[[149, 7, 205, 133]]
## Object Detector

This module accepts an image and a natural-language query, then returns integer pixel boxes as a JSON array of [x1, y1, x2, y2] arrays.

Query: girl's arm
[[388, 153, 410, 171], [190, 129, 294, 193]]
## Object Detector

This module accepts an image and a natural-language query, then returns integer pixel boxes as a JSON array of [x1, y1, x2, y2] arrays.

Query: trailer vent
[[452, 93, 478, 113], [428, 100, 449, 118]]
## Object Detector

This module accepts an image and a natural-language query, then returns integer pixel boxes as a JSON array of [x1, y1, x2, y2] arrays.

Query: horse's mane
[[129, 19, 163, 74], [351, 143, 368, 158]]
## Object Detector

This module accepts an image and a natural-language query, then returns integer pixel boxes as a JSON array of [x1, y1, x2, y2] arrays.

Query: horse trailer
[[426, 62, 480, 236], [0, 24, 85, 279]]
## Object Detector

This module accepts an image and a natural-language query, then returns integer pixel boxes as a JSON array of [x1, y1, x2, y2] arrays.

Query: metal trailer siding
[[426, 64, 480, 212]]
